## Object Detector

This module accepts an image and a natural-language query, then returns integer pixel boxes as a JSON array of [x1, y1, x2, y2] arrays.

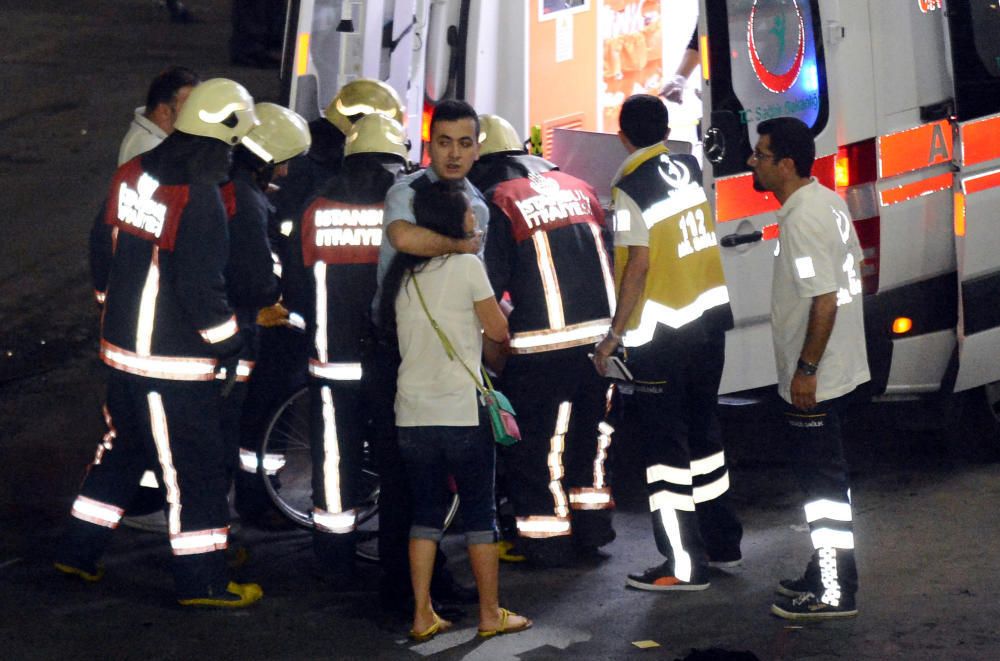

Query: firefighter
[[236, 79, 405, 526], [55, 78, 263, 608], [279, 114, 410, 585], [225, 103, 311, 487], [468, 114, 618, 567], [748, 116, 868, 620], [592, 94, 742, 591]]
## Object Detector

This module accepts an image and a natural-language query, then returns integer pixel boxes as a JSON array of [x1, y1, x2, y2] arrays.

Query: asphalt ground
[[3, 2, 1000, 660]]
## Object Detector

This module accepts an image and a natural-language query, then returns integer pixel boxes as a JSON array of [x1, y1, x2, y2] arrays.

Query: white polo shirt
[[771, 179, 870, 403]]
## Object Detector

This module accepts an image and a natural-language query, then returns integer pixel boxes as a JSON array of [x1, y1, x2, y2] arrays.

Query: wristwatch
[[796, 358, 819, 376]]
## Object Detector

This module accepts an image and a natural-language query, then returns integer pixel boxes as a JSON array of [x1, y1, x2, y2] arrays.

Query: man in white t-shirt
[[748, 116, 870, 621], [118, 66, 199, 165]]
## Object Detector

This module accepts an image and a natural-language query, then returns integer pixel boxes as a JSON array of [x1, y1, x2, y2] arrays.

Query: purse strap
[[410, 270, 493, 397]]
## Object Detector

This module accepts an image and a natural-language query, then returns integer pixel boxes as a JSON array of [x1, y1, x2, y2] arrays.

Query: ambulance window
[[947, 0, 1000, 121], [705, 0, 829, 177]]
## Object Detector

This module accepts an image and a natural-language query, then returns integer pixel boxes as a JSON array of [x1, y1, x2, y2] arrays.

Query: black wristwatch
[[796, 358, 819, 376]]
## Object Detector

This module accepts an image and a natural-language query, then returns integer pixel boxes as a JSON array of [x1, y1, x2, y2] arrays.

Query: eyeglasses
[[750, 149, 779, 163]]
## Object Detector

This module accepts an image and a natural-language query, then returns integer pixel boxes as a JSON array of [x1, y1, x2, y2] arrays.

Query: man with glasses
[[748, 116, 869, 620]]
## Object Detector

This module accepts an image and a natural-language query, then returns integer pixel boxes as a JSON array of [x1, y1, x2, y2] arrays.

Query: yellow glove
[[256, 303, 291, 328]]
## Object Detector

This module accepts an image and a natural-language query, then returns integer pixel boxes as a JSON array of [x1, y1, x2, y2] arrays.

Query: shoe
[[477, 607, 532, 638], [54, 561, 104, 583], [776, 575, 816, 598], [178, 581, 263, 608], [409, 613, 452, 642], [626, 562, 709, 592], [771, 592, 857, 620], [498, 540, 526, 563]]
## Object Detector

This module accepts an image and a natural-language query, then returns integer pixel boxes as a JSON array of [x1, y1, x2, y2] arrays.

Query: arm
[[790, 291, 837, 411], [592, 245, 648, 375], [386, 218, 480, 257], [475, 296, 509, 344], [89, 200, 113, 306]]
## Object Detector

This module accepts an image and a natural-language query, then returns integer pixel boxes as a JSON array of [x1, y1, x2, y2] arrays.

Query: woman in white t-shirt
[[379, 180, 532, 641]]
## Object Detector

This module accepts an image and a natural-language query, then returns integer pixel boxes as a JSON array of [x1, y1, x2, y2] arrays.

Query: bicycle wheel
[[259, 386, 313, 528]]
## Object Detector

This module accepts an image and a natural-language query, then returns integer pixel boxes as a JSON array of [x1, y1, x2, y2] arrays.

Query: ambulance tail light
[[836, 138, 880, 295]]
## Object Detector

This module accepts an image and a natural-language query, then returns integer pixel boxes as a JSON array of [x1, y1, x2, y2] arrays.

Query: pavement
[[3, 2, 1000, 660]]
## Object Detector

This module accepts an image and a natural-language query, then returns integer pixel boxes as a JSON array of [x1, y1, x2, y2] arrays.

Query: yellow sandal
[[477, 607, 533, 638], [409, 613, 452, 642]]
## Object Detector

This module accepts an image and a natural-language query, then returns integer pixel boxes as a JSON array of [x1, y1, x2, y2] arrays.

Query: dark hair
[[618, 94, 669, 148], [430, 99, 480, 138], [146, 66, 200, 111], [377, 180, 471, 333], [756, 117, 815, 178]]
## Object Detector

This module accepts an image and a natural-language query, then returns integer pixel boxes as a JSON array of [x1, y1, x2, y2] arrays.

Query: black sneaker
[[626, 562, 709, 591], [776, 576, 816, 598], [771, 592, 857, 620]]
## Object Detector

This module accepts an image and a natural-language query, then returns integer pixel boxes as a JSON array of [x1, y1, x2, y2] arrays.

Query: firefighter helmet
[[323, 78, 404, 136], [344, 114, 409, 159], [477, 114, 524, 156], [174, 78, 257, 145], [241, 103, 311, 164]]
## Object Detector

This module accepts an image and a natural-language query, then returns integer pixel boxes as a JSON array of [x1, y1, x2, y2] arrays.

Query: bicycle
[[256, 386, 460, 561]]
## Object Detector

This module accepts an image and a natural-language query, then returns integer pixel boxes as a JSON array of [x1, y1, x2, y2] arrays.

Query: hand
[[790, 371, 817, 411], [592, 335, 617, 376], [659, 74, 687, 103], [457, 229, 482, 254], [256, 302, 291, 328]]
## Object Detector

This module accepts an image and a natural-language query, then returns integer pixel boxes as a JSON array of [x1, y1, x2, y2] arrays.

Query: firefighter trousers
[[782, 391, 859, 605], [58, 371, 233, 597], [628, 326, 742, 583], [309, 377, 366, 566], [499, 345, 616, 556]]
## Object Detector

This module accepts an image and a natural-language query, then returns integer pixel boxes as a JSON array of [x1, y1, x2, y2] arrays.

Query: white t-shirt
[[395, 254, 495, 426], [771, 179, 870, 403], [117, 107, 167, 165]]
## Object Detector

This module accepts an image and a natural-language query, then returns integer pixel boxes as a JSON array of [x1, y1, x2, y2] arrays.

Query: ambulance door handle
[[720, 230, 763, 248]]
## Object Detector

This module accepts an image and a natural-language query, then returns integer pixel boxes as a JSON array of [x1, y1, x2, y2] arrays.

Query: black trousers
[[499, 345, 616, 550], [59, 371, 232, 597], [309, 377, 365, 564], [782, 391, 859, 603], [627, 324, 742, 582]]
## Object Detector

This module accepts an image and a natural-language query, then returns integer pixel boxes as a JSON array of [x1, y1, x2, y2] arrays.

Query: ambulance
[[280, 0, 1000, 445]]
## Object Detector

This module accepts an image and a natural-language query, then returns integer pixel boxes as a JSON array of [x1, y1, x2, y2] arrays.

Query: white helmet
[[174, 78, 257, 145], [344, 114, 408, 159], [323, 78, 404, 136], [241, 103, 311, 164], [478, 114, 524, 156]]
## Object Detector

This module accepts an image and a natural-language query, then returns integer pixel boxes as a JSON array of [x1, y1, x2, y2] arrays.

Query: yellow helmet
[[478, 114, 524, 156], [241, 103, 311, 164], [344, 114, 409, 159], [323, 78, 403, 135], [174, 78, 257, 145]]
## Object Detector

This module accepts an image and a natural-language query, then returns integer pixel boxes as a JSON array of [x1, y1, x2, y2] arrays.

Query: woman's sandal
[[409, 613, 453, 642], [477, 607, 533, 638]]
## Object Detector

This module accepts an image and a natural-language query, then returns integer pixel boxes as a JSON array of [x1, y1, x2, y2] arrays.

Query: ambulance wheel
[[943, 385, 1000, 463]]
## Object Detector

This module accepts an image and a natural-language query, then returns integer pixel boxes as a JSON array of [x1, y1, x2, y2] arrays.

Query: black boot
[[54, 518, 113, 582]]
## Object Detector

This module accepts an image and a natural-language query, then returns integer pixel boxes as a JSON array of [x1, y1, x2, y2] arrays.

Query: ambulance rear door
[[699, 0, 837, 394], [944, 0, 1000, 392]]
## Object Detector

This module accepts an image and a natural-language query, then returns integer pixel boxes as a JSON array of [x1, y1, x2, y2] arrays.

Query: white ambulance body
[[281, 1, 1000, 427]]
